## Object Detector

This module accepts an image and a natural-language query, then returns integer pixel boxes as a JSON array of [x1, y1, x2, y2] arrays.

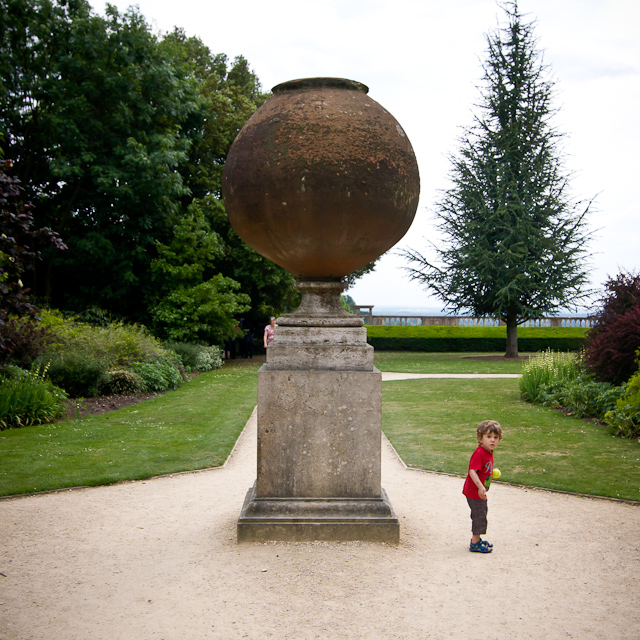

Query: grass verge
[[3, 353, 638, 502], [374, 351, 526, 374], [382, 377, 640, 502], [0, 360, 259, 497]]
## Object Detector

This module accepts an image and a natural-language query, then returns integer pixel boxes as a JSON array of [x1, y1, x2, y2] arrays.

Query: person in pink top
[[263, 316, 276, 349], [462, 420, 503, 553]]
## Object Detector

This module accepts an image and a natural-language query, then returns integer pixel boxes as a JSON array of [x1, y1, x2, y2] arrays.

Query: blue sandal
[[470, 540, 492, 553], [471, 538, 493, 549]]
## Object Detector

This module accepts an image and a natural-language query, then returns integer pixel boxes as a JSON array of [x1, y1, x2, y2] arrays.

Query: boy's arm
[[468, 469, 487, 500]]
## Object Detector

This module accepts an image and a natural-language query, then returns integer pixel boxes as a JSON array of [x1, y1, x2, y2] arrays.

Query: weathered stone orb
[[222, 77, 420, 280]]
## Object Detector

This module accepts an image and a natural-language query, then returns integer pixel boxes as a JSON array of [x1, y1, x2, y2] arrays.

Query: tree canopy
[[0, 0, 300, 341], [1, 0, 201, 315], [402, 1, 592, 356]]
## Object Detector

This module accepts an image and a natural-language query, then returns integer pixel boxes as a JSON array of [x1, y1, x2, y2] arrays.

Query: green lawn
[[0, 360, 259, 496], [382, 377, 640, 502], [1, 353, 638, 502], [374, 351, 527, 374]]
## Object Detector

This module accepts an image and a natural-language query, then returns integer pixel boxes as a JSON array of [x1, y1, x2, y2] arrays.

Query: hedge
[[365, 325, 587, 352]]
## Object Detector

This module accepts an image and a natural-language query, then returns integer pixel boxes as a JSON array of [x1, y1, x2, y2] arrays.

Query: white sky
[[90, 0, 640, 311]]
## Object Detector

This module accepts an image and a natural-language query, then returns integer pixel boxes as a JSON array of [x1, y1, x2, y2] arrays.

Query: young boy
[[462, 420, 503, 553]]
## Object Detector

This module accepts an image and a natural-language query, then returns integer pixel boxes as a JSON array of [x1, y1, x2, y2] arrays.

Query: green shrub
[[195, 346, 223, 371], [519, 349, 582, 402], [365, 325, 587, 352], [605, 368, 640, 439], [520, 348, 634, 437], [39, 351, 107, 398], [0, 366, 67, 429], [165, 342, 223, 372], [100, 369, 145, 396], [129, 358, 184, 392], [0, 364, 30, 383], [539, 372, 626, 421], [40, 310, 170, 368]]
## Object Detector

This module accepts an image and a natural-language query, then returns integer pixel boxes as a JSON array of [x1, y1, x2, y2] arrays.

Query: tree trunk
[[505, 314, 519, 358]]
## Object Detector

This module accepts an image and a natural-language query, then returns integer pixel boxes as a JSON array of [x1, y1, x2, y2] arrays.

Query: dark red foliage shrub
[[592, 271, 640, 320], [0, 316, 51, 369], [1, 160, 66, 362], [585, 272, 640, 385]]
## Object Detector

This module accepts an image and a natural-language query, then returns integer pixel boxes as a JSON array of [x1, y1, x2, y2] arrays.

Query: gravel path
[[1, 387, 639, 639]]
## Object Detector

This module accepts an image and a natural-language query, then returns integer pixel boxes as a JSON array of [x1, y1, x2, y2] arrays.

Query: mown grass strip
[[382, 377, 640, 502], [374, 351, 526, 374], [0, 361, 259, 497], [3, 353, 638, 502]]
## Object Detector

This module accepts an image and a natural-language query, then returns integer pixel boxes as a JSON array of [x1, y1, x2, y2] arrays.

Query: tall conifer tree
[[403, 1, 592, 356]]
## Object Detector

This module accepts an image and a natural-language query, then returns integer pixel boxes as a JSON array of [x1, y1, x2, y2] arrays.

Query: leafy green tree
[[0, 1, 201, 318], [147, 200, 250, 344], [158, 31, 299, 331], [150, 276, 250, 345], [340, 294, 356, 314], [188, 195, 299, 330], [1, 3, 370, 339], [159, 30, 265, 201], [160, 31, 381, 330], [402, 1, 592, 357]]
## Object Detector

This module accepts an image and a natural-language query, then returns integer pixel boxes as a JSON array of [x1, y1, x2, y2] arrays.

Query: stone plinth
[[256, 368, 381, 498], [237, 281, 400, 543], [237, 487, 399, 543]]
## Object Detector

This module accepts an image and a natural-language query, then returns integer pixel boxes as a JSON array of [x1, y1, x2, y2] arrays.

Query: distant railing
[[349, 309, 595, 329]]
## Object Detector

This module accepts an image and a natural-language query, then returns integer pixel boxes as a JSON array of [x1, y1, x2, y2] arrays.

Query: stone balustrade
[[349, 309, 595, 328]]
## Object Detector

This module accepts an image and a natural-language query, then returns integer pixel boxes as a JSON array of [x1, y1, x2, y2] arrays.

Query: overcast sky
[[90, 0, 640, 312]]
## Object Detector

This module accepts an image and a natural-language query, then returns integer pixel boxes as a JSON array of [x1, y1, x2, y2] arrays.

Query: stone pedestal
[[237, 282, 399, 543]]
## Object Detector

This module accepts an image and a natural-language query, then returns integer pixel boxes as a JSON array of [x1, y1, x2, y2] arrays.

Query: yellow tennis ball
[[492, 468, 501, 480]]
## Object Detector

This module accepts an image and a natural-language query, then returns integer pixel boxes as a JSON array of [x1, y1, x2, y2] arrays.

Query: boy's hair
[[476, 420, 503, 441]]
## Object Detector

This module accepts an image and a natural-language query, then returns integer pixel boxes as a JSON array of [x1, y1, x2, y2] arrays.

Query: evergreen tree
[[403, 1, 592, 356]]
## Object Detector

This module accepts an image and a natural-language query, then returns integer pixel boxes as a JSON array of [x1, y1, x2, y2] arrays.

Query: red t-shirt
[[462, 445, 494, 499]]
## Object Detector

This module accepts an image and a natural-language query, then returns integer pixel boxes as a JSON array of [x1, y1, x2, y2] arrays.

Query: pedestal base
[[235, 280, 400, 544], [237, 483, 400, 543]]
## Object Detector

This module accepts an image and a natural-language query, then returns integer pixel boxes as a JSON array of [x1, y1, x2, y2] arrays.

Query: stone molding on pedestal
[[237, 486, 399, 543], [278, 281, 364, 327], [266, 281, 374, 372]]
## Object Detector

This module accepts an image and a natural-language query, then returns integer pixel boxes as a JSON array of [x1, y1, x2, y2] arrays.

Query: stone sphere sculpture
[[222, 77, 420, 280]]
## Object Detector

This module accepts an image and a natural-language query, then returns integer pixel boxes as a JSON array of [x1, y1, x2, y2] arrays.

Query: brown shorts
[[466, 497, 488, 535]]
